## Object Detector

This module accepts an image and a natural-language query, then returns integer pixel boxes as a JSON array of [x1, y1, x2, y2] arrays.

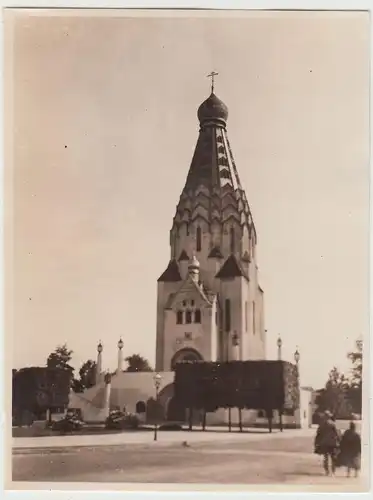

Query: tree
[[46, 344, 75, 418], [47, 344, 74, 372], [347, 339, 363, 414], [315, 367, 352, 419], [348, 339, 362, 386], [125, 354, 153, 372], [72, 359, 97, 393], [12, 366, 72, 423]]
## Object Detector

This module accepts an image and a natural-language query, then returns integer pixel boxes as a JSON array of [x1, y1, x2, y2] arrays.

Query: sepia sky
[[9, 10, 369, 389]]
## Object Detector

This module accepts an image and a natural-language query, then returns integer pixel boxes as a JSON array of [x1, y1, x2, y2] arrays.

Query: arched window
[[196, 227, 202, 252], [194, 309, 201, 323], [136, 401, 146, 413], [176, 310, 183, 325], [225, 299, 231, 332], [252, 302, 256, 335], [230, 227, 235, 253], [185, 310, 192, 324], [245, 301, 248, 332]]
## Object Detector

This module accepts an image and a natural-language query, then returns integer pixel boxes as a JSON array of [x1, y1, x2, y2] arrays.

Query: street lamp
[[227, 332, 240, 433], [294, 348, 300, 366], [294, 348, 301, 419], [277, 335, 282, 361], [153, 372, 162, 441]]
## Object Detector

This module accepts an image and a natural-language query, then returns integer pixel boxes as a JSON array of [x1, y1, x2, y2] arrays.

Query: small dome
[[188, 254, 200, 270], [197, 93, 228, 126]]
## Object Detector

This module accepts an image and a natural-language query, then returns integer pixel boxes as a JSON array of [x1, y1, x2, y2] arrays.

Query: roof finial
[[207, 71, 219, 94]]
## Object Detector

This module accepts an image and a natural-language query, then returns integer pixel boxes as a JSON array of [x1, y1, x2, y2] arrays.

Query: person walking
[[314, 410, 341, 476], [339, 421, 361, 477]]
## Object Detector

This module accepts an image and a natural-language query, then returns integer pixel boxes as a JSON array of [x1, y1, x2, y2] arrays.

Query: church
[[69, 78, 312, 428], [156, 76, 265, 371]]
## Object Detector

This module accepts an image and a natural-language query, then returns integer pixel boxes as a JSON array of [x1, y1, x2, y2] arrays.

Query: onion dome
[[188, 254, 200, 272], [197, 93, 228, 127]]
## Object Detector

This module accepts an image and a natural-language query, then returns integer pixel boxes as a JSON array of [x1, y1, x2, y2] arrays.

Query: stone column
[[96, 342, 103, 385], [102, 372, 112, 420], [117, 338, 124, 373]]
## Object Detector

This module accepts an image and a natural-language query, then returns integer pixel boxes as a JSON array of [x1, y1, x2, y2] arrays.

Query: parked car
[[51, 409, 84, 434], [105, 410, 140, 430]]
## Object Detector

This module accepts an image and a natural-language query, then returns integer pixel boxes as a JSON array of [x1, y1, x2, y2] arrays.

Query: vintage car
[[51, 409, 84, 433], [105, 409, 140, 430]]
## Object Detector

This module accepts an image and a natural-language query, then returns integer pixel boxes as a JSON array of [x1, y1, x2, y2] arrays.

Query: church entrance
[[170, 348, 203, 370]]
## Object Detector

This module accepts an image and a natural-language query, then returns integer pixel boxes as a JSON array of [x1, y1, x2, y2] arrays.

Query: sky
[[8, 10, 369, 389]]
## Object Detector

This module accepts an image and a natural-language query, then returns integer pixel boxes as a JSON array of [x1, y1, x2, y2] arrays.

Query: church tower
[[155, 77, 266, 371]]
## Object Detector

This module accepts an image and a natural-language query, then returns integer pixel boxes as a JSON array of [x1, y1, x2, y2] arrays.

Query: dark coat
[[337, 429, 361, 468], [314, 419, 341, 454]]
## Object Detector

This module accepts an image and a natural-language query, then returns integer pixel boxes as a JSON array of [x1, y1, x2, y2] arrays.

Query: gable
[[215, 254, 249, 281], [157, 259, 182, 282], [165, 276, 213, 309]]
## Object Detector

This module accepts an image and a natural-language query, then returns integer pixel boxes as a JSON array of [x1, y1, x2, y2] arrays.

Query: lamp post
[[96, 341, 103, 385], [231, 332, 243, 432], [227, 332, 240, 432], [153, 373, 162, 442], [277, 335, 282, 361], [294, 347, 300, 366], [117, 337, 124, 373], [294, 348, 301, 425]]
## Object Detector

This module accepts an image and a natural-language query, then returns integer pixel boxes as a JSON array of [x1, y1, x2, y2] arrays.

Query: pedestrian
[[338, 421, 361, 478], [314, 410, 341, 476]]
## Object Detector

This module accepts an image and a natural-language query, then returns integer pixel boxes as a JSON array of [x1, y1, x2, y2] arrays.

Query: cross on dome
[[207, 71, 219, 93]]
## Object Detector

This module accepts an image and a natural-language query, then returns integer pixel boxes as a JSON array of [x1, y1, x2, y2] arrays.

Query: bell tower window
[[185, 310, 192, 324], [176, 310, 183, 325], [196, 227, 202, 252], [230, 227, 235, 254], [225, 299, 231, 332], [194, 309, 201, 323], [252, 302, 256, 334]]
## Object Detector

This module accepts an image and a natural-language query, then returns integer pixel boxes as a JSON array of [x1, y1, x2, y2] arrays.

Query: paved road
[[12, 431, 366, 491]]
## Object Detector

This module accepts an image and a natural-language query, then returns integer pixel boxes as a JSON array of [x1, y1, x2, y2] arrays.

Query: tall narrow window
[[196, 227, 202, 252], [185, 310, 192, 324], [225, 299, 231, 332], [194, 309, 201, 324], [230, 227, 235, 254], [176, 310, 183, 325], [252, 302, 256, 334], [245, 301, 248, 332]]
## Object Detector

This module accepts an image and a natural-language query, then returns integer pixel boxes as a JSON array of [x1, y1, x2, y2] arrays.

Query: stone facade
[[156, 91, 266, 371]]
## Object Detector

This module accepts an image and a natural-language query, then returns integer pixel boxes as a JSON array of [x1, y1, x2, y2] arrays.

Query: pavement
[[12, 426, 313, 450], [11, 426, 368, 491]]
